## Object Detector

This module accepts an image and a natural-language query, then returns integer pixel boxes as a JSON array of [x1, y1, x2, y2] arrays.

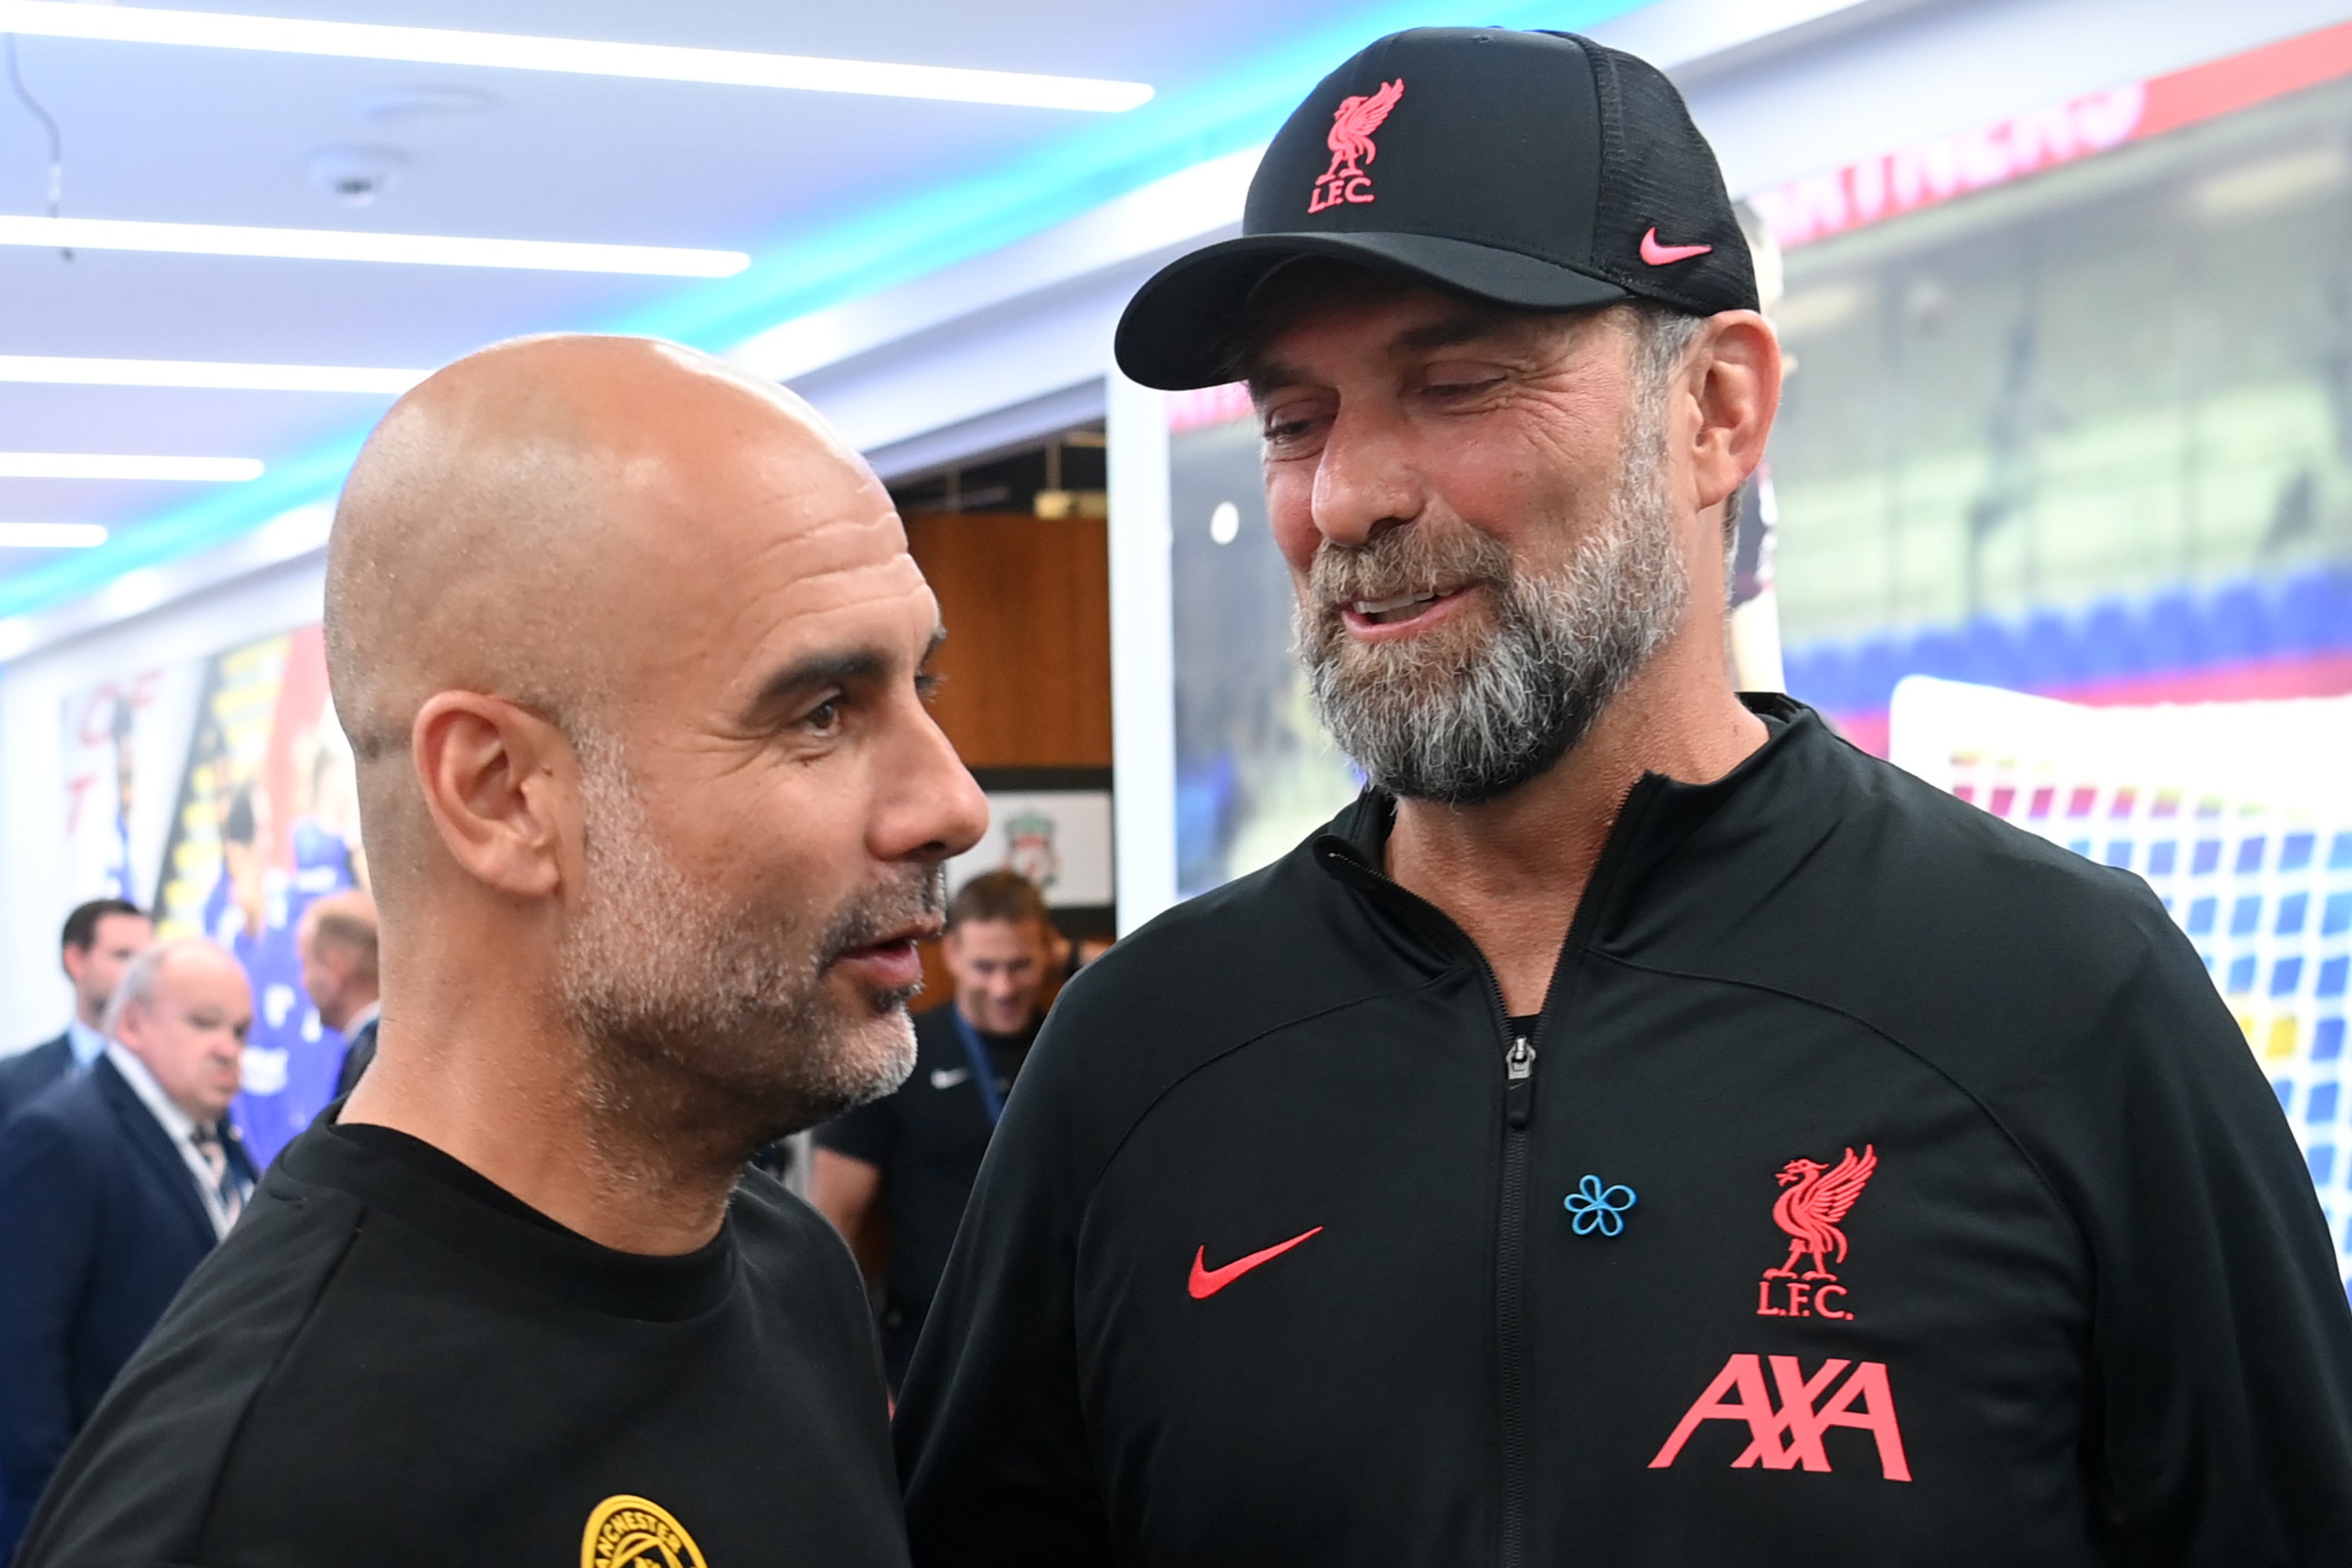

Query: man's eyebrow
[[1243, 310, 1534, 400], [745, 648, 886, 717], [1393, 307, 1530, 354], [1243, 358, 1307, 404]]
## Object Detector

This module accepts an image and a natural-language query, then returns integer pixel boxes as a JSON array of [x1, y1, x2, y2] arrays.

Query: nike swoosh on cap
[[1639, 227, 1712, 265], [1188, 1225, 1325, 1299], [930, 1067, 971, 1089]]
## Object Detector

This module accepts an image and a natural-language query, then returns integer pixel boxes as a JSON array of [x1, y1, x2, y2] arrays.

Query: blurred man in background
[[0, 938, 253, 1555], [0, 899, 154, 1125], [13, 333, 983, 1568], [298, 890, 383, 1096], [813, 870, 1056, 1392]]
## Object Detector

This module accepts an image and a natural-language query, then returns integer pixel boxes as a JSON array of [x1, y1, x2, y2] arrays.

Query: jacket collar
[[1319, 693, 1817, 867], [1312, 694, 1828, 947], [65, 1017, 107, 1069]]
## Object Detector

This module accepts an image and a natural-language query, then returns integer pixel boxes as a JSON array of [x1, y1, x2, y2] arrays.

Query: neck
[[113, 1040, 212, 1127], [74, 1000, 102, 1031], [1385, 641, 1765, 1015], [955, 996, 1028, 1035], [325, 987, 380, 1035], [343, 935, 739, 1256]]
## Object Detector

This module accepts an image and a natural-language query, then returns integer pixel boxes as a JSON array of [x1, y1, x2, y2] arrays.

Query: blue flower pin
[[1564, 1174, 1637, 1236]]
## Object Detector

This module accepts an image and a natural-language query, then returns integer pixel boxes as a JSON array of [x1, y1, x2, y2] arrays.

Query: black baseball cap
[[1114, 27, 1758, 390]]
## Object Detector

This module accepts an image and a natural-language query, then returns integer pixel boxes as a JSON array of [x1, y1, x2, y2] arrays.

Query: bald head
[[325, 332, 988, 1227], [325, 334, 898, 910]]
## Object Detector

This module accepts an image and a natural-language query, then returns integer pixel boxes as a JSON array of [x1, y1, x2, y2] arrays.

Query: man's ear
[[409, 691, 571, 900], [1686, 310, 1782, 516]]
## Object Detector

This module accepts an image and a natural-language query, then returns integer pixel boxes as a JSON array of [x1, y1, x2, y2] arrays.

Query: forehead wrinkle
[[1392, 306, 1535, 354], [679, 557, 934, 711]]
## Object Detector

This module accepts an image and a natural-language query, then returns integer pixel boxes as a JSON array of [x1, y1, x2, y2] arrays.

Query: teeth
[[1352, 590, 1439, 616]]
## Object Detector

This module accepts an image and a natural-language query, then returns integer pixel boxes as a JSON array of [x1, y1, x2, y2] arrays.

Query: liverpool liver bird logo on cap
[[1763, 1145, 1877, 1283], [1309, 78, 1403, 213]]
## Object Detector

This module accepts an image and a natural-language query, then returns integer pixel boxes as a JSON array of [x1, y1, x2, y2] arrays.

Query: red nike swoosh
[[1188, 1225, 1325, 1299], [1639, 227, 1712, 265]]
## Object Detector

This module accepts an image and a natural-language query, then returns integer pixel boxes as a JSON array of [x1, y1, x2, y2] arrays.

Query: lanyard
[[949, 1011, 1007, 1127]]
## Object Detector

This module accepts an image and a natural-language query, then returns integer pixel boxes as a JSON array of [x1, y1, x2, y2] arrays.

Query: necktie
[[189, 1123, 244, 1230]]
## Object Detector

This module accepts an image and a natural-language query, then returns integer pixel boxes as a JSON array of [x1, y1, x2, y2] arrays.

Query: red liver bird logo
[[1763, 1145, 1876, 1283], [1309, 78, 1403, 212]]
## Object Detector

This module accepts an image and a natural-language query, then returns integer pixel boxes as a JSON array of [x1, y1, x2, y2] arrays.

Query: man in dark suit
[[298, 890, 381, 1098], [0, 899, 154, 1125], [0, 938, 253, 1555]]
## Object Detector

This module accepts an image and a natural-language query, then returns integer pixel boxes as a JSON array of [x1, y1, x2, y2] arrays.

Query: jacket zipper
[[1317, 845, 1539, 1568], [1497, 1024, 1537, 1568], [1320, 776, 1661, 1568]]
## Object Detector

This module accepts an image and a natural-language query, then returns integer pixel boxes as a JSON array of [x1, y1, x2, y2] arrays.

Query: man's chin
[[829, 1004, 919, 1105]]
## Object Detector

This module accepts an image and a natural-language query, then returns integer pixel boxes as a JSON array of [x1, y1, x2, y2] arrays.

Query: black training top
[[15, 1113, 909, 1568], [818, 1002, 1033, 1387], [896, 695, 2352, 1567]]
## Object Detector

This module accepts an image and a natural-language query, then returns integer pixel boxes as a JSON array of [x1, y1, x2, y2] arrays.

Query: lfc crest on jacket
[[1756, 1145, 1875, 1322]]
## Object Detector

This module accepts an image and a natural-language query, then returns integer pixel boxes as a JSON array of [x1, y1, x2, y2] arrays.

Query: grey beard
[[1295, 420, 1687, 807], [553, 731, 934, 1164]]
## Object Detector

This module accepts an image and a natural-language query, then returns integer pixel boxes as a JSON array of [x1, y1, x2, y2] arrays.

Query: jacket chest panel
[[1071, 972, 2095, 1561], [1517, 975, 2092, 1559]]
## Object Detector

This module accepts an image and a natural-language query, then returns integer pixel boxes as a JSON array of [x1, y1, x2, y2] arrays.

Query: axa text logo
[[1651, 1354, 1912, 1482], [1759, 1143, 1875, 1320], [1309, 79, 1403, 213]]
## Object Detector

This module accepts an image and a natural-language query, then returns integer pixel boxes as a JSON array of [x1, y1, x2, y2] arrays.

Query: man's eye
[[803, 698, 844, 733], [1259, 404, 1323, 445]]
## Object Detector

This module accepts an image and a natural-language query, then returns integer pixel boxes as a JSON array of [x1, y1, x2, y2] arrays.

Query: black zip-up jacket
[[895, 699, 2352, 1566]]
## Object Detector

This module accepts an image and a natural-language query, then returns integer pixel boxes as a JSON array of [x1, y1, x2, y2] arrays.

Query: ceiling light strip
[[0, 523, 107, 547], [0, 453, 263, 481], [0, 355, 426, 393], [0, 2, 1153, 112], [0, 216, 748, 275]]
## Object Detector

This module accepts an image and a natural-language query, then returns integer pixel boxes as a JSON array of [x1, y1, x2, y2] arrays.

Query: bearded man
[[895, 29, 2352, 1567], [14, 335, 987, 1568]]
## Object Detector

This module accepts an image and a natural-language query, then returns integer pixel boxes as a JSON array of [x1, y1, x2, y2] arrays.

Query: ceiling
[[0, 0, 1659, 604]]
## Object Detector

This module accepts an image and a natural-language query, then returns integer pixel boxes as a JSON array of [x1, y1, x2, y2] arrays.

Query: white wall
[[5, 0, 2343, 1038]]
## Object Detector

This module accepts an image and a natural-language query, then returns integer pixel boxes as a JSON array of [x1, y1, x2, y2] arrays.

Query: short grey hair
[[103, 937, 226, 1039], [1620, 301, 1741, 543]]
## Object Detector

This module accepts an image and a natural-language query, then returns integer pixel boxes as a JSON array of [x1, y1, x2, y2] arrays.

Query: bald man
[[14, 336, 988, 1568]]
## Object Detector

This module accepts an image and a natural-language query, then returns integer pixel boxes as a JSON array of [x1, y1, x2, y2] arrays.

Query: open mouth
[[832, 918, 944, 992], [1340, 583, 1471, 633]]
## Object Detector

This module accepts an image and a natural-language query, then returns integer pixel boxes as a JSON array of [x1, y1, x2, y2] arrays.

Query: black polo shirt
[[14, 1112, 907, 1568], [818, 1002, 1034, 1386]]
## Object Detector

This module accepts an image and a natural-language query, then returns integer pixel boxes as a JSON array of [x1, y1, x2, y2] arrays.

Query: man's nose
[[880, 702, 989, 866], [1310, 406, 1422, 549]]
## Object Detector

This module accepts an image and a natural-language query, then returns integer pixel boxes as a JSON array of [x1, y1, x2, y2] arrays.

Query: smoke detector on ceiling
[[308, 144, 407, 207]]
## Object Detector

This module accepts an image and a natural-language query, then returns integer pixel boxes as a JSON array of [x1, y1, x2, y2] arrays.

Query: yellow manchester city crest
[[581, 1494, 707, 1568]]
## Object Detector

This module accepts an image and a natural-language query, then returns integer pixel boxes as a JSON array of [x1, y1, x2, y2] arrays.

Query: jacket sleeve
[[894, 995, 1112, 1566], [0, 1110, 99, 1547], [2053, 901, 2352, 1563]]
